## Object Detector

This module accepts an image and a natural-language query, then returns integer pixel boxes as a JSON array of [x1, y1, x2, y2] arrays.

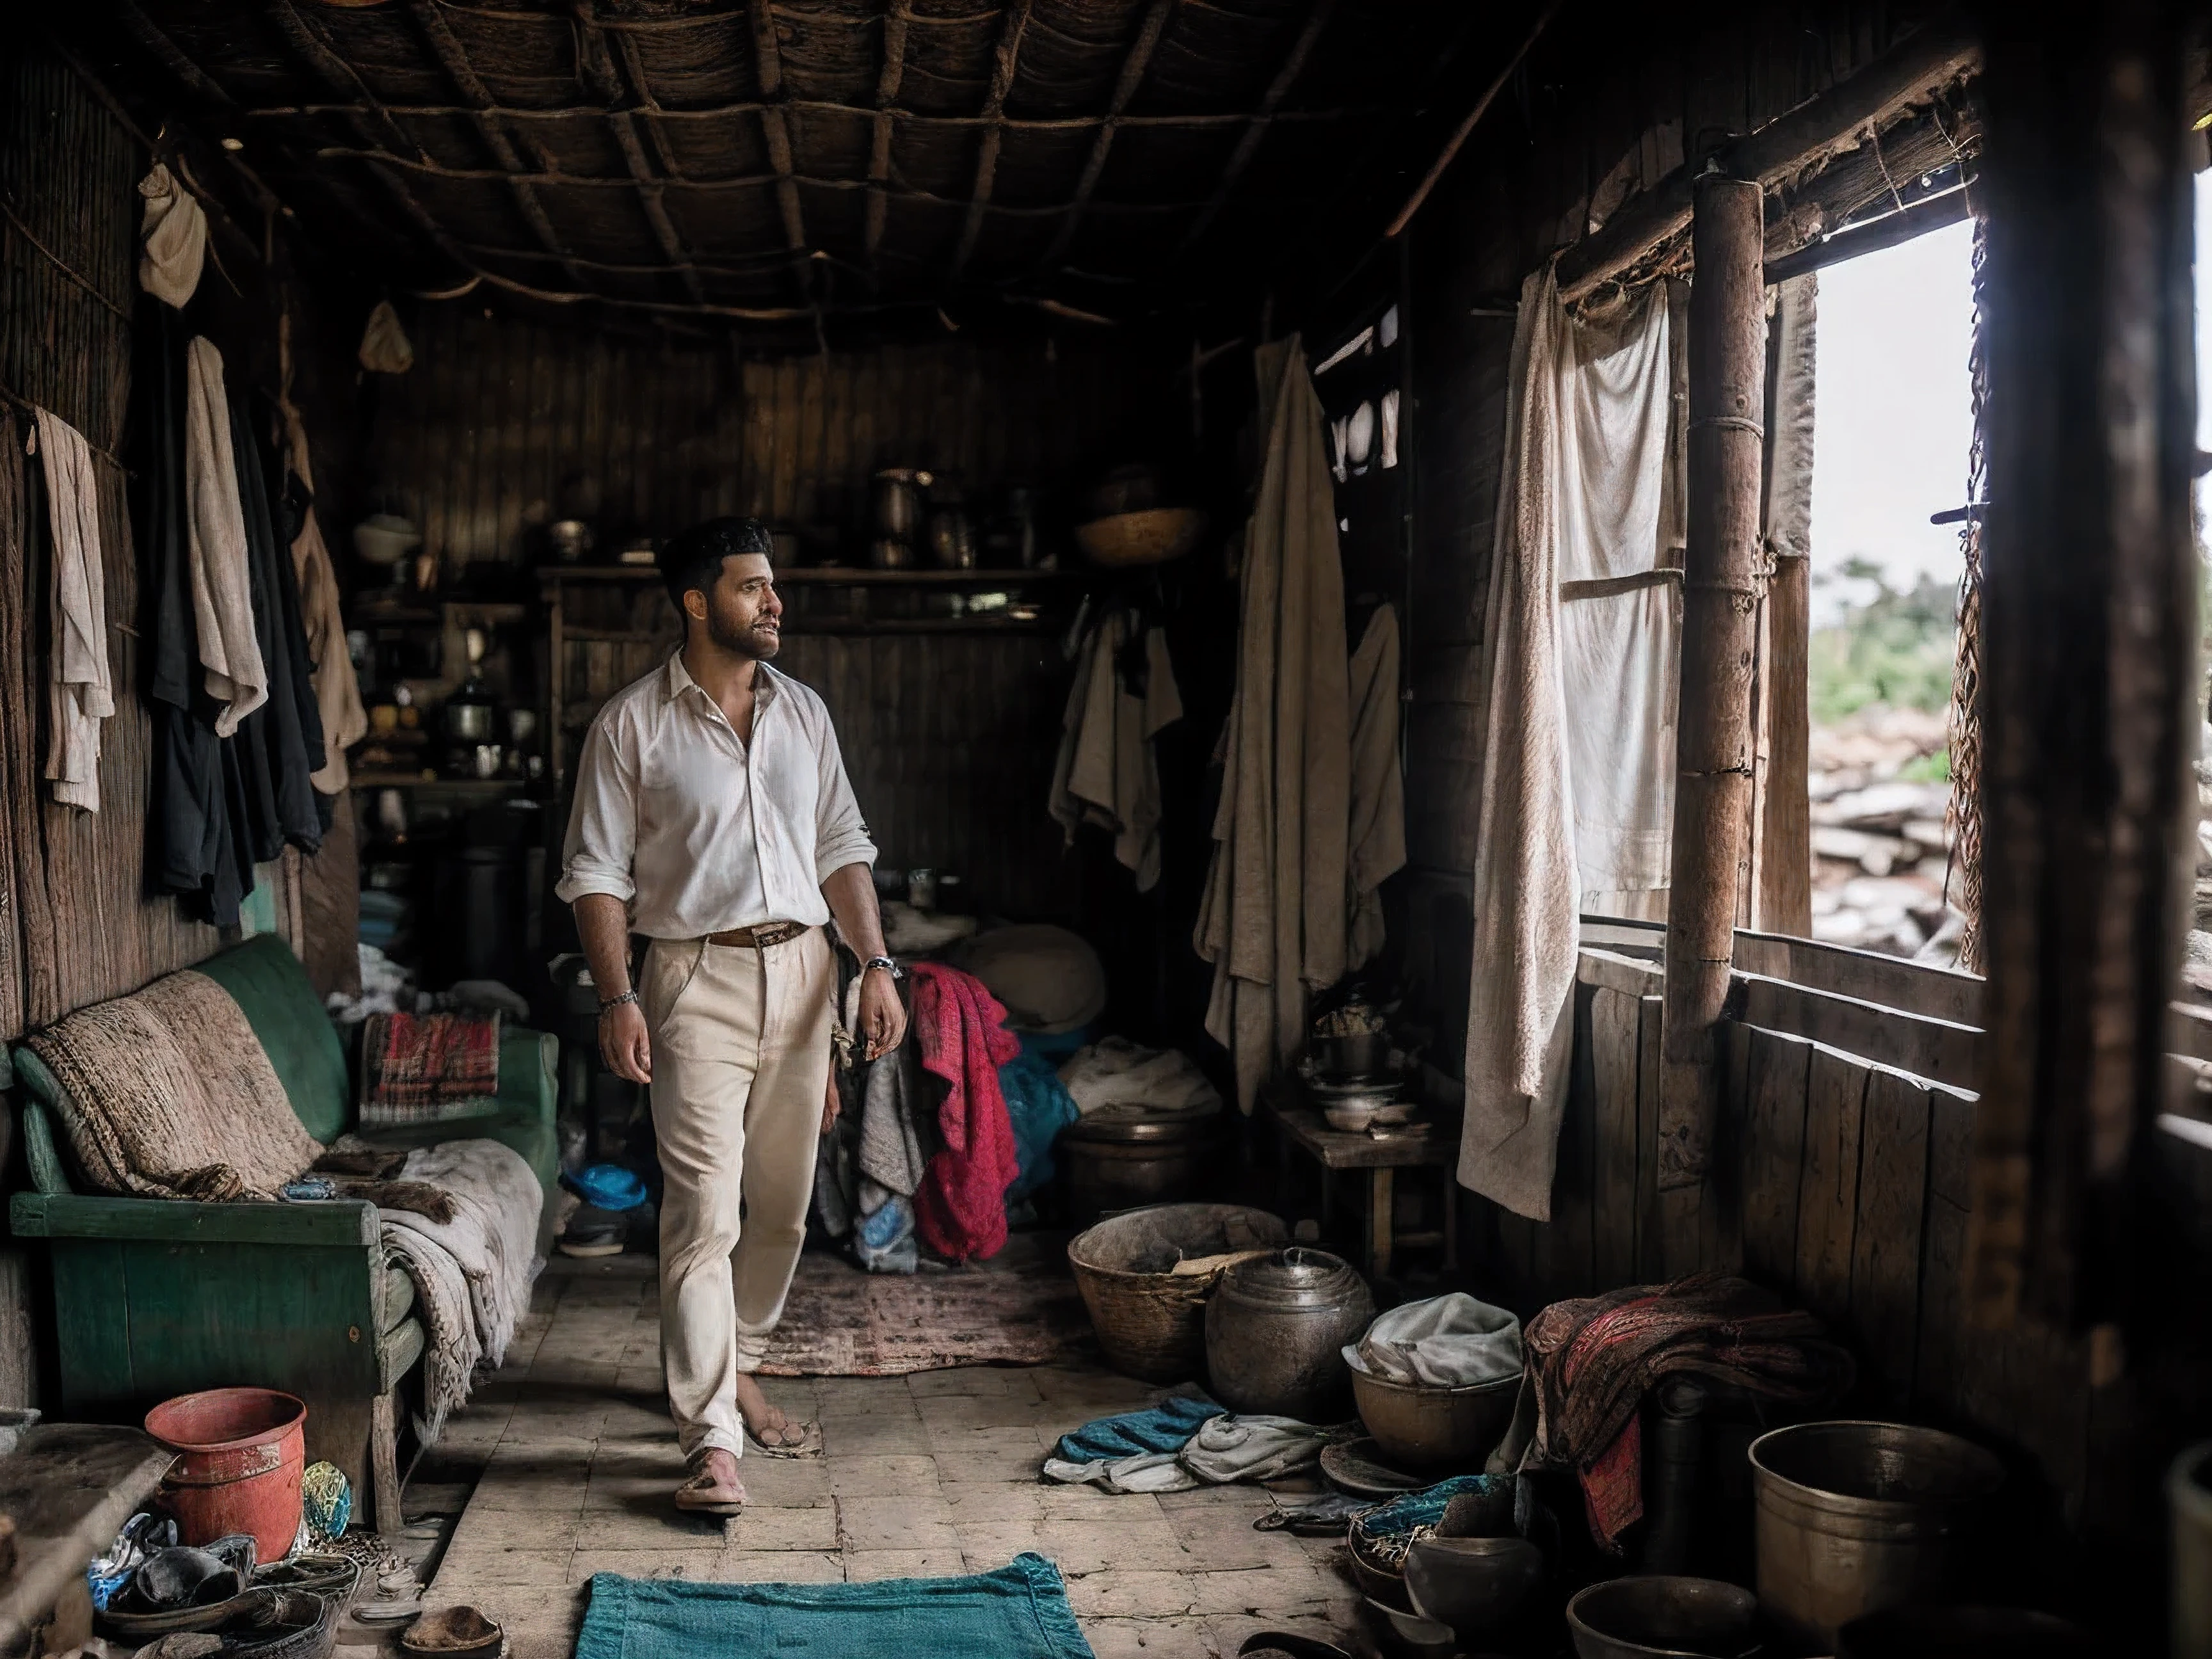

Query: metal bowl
[[1566, 1576, 1759, 1659], [1351, 1366, 1520, 1471], [1404, 1535, 1545, 1640]]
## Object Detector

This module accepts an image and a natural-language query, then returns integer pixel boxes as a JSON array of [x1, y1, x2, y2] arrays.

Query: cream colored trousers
[[642, 927, 834, 1461]]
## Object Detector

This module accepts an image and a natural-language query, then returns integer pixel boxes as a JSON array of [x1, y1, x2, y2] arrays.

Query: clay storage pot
[[1204, 1248, 1374, 1420]]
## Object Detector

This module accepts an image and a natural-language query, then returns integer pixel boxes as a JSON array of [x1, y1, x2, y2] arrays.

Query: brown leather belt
[[701, 920, 810, 950]]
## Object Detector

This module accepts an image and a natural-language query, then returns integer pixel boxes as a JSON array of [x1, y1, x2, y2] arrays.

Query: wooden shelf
[[352, 773, 528, 792], [542, 565, 1079, 586], [563, 627, 668, 643]]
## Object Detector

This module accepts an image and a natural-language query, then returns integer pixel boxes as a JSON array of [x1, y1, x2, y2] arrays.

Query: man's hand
[[822, 1066, 842, 1135], [857, 966, 907, 1060], [600, 1000, 652, 1084]]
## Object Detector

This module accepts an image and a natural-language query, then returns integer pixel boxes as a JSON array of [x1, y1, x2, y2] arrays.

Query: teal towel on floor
[[574, 1553, 1095, 1659]]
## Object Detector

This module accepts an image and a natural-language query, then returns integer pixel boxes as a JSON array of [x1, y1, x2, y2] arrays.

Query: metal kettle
[[1203, 1247, 1374, 1420]]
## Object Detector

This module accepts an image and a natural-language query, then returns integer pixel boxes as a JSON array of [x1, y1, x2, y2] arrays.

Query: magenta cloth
[[908, 962, 1022, 1262]]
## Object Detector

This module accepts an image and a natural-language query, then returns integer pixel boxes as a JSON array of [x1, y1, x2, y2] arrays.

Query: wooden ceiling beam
[[570, 4, 710, 307], [946, 1, 1035, 284], [1037, 0, 1174, 272], [1175, 0, 1336, 259], [749, 1, 813, 301], [865, 2, 913, 270], [403, 0, 598, 293], [243, 100, 1356, 134]]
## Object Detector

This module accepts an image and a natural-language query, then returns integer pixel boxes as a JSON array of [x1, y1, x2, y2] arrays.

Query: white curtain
[[1459, 269, 1679, 1221]]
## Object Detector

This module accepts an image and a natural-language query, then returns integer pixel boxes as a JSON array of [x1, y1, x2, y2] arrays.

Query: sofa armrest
[[10, 1192, 380, 1247]]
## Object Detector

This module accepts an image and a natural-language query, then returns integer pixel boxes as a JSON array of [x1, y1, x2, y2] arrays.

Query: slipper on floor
[[674, 1466, 746, 1516], [742, 1419, 822, 1459]]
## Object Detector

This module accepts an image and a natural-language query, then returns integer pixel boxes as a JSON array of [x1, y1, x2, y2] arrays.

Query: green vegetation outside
[[1809, 557, 1959, 725]]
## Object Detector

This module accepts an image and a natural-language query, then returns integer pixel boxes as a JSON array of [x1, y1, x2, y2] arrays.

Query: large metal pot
[[1204, 1248, 1373, 1420], [872, 468, 932, 540], [926, 506, 977, 570], [1749, 1420, 2005, 1649], [1059, 1114, 1215, 1228], [1351, 1366, 1519, 1471]]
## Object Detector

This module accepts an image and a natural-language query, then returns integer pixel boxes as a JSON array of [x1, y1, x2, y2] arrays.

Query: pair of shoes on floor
[[557, 1203, 628, 1257]]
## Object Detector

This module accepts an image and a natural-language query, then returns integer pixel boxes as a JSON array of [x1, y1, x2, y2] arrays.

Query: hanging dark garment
[[227, 399, 324, 858], [138, 307, 251, 926]]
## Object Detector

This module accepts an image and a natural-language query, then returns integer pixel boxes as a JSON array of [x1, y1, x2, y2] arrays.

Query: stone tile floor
[[411, 1253, 1365, 1658]]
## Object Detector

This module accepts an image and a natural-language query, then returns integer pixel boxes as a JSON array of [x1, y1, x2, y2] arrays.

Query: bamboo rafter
[[865, 2, 913, 269], [242, 101, 1356, 133], [570, 4, 710, 307], [1176, 0, 1336, 258], [1037, 0, 1176, 272], [750, 0, 813, 301], [947, 1, 1034, 284], [402, 0, 596, 291]]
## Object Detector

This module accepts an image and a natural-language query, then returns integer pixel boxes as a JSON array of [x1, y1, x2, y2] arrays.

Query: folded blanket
[[1349, 1292, 1523, 1388], [1519, 1272, 1854, 1547], [372, 1137, 543, 1442], [25, 970, 319, 1201], [358, 1011, 501, 1126]]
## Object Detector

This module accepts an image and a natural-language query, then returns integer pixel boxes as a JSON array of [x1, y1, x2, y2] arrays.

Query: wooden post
[[1968, 0, 2196, 1333], [1660, 175, 1768, 1198]]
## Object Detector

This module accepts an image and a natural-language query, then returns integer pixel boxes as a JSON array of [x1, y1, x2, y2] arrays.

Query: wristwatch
[[598, 988, 640, 1014], [862, 955, 903, 981]]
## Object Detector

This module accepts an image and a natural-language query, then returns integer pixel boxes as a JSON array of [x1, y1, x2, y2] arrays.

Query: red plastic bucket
[[144, 1388, 307, 1562]]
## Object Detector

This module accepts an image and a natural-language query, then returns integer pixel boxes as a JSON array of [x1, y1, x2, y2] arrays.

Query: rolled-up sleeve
[[810, 711, 876, 883], [555, 710, 640, 906]]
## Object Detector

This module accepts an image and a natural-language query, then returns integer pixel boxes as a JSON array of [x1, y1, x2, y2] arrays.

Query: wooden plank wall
[[368, 311, 1164, 566], [373, 314, 1167, 918], [1463, 949, 2117, 1569]]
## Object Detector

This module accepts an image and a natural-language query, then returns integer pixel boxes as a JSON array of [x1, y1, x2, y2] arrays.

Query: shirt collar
[[662, 650, 780, 711]]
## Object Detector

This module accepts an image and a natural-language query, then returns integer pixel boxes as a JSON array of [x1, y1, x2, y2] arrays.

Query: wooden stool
[[1258, 1094, 1459, 1281]]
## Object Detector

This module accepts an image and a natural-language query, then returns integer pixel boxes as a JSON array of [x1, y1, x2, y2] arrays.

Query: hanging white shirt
[[556, 653, 876, 938]]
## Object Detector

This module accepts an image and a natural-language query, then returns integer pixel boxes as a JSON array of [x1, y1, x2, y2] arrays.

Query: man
[[557, 516, 906, 1514]]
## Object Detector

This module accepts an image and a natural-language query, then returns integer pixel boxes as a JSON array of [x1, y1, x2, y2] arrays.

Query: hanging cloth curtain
[[1345, 602, 1406, 970], [1458, 269, 1678, 1222], [35, 410, 113, 811], [1195, 337, 1352, 1112]]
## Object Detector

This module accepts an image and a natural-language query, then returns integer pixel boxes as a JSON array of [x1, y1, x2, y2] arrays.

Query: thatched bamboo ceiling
[[93, 0, 1505, 333]]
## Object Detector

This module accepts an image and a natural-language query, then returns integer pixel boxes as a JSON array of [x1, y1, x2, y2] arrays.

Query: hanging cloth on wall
[[1457, 269, 1678, 1222], [281, 407, 367, 792], [358, 300, 414, 374], [1195, 336, 1352, 1112], [1345, 602, 1406, 970], [136, 164, 207, 309], [1048, 607, 1183, 891], [228, 397, 325, 857], [35, 409, 114, 811], [145, 311, 253, 926], [183, 337, 267, 735]]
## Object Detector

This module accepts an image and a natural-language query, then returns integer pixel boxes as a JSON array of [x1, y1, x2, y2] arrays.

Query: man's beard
[[707, 607, 780, 660]]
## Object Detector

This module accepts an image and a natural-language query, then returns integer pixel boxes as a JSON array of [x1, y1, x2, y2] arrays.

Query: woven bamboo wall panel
[[0, 48, 240, 1043]]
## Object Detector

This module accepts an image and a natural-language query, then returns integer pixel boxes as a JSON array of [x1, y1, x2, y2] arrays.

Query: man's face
[[694, 552, 781, 660]]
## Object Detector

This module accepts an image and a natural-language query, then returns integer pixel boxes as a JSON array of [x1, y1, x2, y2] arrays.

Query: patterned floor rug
[[753, 1235, 1096, 1377]]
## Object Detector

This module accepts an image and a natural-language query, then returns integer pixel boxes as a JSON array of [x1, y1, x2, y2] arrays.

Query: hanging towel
[[908, 962, 1022, 1263], [1459, 270, 1678, 1222], [282, 406, 368, 791], [183, 338, 266, 736], [1196, 337, 1352, 1112], [35, 409, 113, 810], [137, 164, 207, 308], [1345, 603, 1406, 969], [1049, 609, 1183, 891]]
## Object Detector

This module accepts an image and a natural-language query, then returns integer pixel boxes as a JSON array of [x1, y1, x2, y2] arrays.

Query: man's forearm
[[574, 892, 636, 998], [821, 862, 886, 959]]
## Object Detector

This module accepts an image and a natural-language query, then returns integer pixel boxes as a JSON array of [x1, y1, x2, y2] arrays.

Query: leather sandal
[[674, 1459, 746, 1516]]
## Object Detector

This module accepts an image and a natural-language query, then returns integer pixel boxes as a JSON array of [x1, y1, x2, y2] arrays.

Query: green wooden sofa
[[5, 933, 558, 1532]]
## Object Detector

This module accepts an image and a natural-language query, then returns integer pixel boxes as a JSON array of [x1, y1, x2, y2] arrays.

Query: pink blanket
[[908, 963, 1021, 1262]]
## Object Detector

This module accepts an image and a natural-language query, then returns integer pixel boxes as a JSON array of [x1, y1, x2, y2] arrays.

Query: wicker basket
[[1073, 507, 1208, 568], [1066, 1203, 1287, 1382]]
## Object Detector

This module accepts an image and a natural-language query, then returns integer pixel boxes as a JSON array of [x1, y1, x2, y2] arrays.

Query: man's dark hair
[[656, 517, 773, 613]]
